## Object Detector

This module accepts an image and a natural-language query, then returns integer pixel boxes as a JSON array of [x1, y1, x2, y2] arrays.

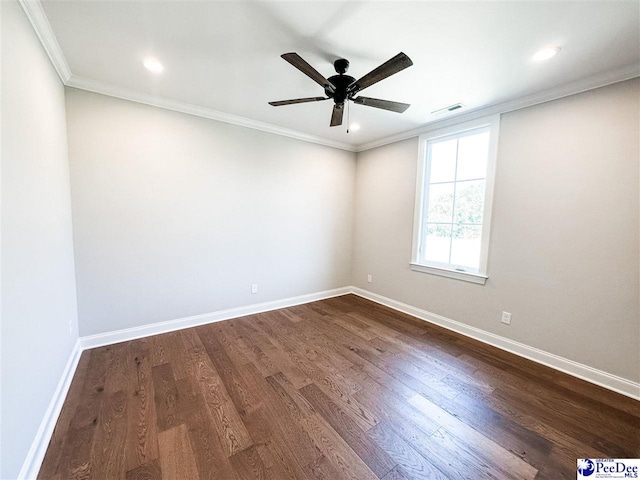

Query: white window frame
[[410, 114, 500, 285]]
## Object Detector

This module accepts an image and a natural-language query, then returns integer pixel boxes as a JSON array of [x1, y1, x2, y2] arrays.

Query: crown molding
[[66, 75, 357, 152], [66, 64, 638, 155], [18, 0, 71, 83], [354, 63, 640, 152]]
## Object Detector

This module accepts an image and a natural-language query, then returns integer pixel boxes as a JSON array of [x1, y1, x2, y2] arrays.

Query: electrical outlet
[[367, 274, 372, 283], [501, 311, 511, 325], [251, 284, 258, 294]]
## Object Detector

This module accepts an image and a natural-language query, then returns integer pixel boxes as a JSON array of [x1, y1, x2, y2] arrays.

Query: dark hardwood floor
[[38, 294, 640, 479]]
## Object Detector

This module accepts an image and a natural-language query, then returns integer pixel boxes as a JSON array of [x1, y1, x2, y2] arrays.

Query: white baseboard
[[80, 286, 351, 350], [351, 287, 640, 401], [18, 339, 82, 480]]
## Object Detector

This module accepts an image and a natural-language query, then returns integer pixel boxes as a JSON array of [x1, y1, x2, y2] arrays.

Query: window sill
[[410, 263, 488, 285]]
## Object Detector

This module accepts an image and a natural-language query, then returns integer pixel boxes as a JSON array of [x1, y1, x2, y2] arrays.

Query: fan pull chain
[[346, 101, 351, 133]]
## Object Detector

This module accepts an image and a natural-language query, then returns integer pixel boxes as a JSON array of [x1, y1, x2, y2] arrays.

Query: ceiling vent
[[431, 103, 464, 116]]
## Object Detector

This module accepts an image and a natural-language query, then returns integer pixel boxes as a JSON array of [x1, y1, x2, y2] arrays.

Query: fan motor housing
[[326, 74, 356, 104]]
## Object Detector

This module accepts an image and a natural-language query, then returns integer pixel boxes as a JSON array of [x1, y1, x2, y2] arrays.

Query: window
[[411, 115, 500, 284]]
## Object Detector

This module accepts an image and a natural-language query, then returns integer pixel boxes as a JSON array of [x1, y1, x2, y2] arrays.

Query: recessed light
[[533, 46, 560, 62], [349, 123, 361, 132], [143, 57, 164, 73]]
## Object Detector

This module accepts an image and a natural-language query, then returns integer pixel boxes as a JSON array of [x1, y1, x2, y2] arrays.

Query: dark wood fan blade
[[351, 52, 413, 93], [269, 97, 328, 106], [281, 53, 336, 91], [353, 96, 410, 113], [330, 104, 344, 127]]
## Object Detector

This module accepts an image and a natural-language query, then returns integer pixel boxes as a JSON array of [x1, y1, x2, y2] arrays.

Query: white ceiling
[[38, 0, 640, 150]]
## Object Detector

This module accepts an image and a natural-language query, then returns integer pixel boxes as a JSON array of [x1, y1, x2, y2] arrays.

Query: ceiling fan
[[269, 52, 413, 127]]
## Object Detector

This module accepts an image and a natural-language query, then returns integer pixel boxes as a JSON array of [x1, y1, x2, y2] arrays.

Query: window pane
[[456, 131, 489, 181], [453, 180, 485, 225], [429, 139, 457, 183], [450, 225, 482, 269], [424, 224, 452, 264], [427, 182, 454, 223]]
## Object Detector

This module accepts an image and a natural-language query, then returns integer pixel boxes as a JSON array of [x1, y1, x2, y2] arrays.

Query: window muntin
[[412, 116, 499, 282]]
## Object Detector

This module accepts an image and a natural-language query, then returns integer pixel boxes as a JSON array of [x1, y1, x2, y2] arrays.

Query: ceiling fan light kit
[[269, 52, 413, 128]]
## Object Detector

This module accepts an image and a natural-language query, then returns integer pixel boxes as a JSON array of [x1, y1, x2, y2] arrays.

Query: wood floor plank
[[351, 368, 442, 440], [153, 333, 190, 381], [196, 327, 264, 418], [203, 351, 320, 479], [314, 375, 380, 432], [300, 383, 397, 478], [356, 360, 548, 476], [243, 404, 316, 480], [345, 311, 402, 339], [237, 316, 313, 387], [366, 422, 447, 480], [175, 377, 237, 480], [377, 331, 480, 380], [303, 454, 349, 480], [244, 374, 323, 474], [298, 413, 379, 480], [285, 318, 354, 373], [347, 336, 463, 404], [379, 349, 461, 399], [158, 424, 200, 480], [40, 294, 639, 480], [211, 322, 253, 367], [49, 424, 95, 480], [332, 314, 378, 341], [69, 346, 110, 431], [381, 465, 413, 480], [90, 343, 131, 479], [262, 310, 354, 373], [433, 390, 556, 473], [443, 373, 625, 462], [307, 313, 388, 368], [90, 389, 129, 478], [265, 373, 378, 480], [252, 443, 298, 480], [407, 392, 539, 479], [125, 459, 162, 480], [180, 329, 253, 457], [265, 372, 316, 421], [229, 445, 267, 480], [49, 345, 111, 479], [124, 338, 159, 472], [151, 363, 181, 432], [532, 446, 581, 480]]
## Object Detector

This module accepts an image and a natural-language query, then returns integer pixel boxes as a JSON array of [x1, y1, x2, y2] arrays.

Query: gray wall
[[352, 78, 640, 383], [1, 2, 79, 478], [65, 88, 356, 336]]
